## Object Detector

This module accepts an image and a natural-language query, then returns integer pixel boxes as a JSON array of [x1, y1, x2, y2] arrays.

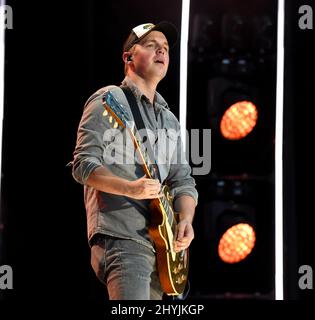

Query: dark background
[[1, 0, 314, 312]]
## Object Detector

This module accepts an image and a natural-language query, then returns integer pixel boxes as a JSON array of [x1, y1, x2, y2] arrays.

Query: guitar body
[[149, 186, 189, 295]]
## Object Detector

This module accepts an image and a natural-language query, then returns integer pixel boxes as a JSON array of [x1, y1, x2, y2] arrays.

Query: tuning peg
[[109, 116, 113, 123], [103, 109, 108, 116], [113, 121, 118, 129]]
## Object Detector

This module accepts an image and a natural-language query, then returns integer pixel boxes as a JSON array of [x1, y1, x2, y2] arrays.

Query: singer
[[71, 21, 198, 300]]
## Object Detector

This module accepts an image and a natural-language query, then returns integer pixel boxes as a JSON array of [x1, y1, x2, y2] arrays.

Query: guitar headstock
[[102, 91, 131, 130]]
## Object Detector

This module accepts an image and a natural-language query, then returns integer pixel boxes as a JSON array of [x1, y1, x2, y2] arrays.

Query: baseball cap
[[123, 21, 178, 52]]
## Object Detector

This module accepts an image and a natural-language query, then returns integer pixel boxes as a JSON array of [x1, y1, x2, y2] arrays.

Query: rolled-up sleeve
[[165, 118, 198, 206], [72, 96, 107, 185]]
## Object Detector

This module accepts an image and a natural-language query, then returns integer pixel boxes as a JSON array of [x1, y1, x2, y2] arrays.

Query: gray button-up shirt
[[72, 77, 198, 251]]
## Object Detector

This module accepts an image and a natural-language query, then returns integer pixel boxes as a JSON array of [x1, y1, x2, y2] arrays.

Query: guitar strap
[[121, 86, 162, 182]]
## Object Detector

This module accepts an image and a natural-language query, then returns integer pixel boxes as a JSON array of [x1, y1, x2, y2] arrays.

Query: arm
[[86, 166, 162, 200], [72, 94, 161, 200], [164, 117, 198, 252], [174, 195, 196, 225], [173, 195, 197, 252]]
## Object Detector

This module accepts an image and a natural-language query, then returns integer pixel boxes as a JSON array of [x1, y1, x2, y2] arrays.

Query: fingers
[[143, 178, 161, 197], [133, 177, 161, 199], [176, 221, 189, 241], [174, 235, 193, 252], [173, 238, 189, 252], [146, 192, 163, 199], [176, 226, 184, 241], [173, 221, 194, 252], [147, 184, 161, 194], [143, 178, 161, 186], [139, 177, 160, 188]]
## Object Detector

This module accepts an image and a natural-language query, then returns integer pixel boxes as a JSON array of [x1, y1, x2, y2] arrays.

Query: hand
[[173, 218, 194, 253], [127, 175, 163, 200]]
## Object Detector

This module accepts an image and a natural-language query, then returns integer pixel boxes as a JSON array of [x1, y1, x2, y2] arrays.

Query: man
[[72, 21, 198, 300]]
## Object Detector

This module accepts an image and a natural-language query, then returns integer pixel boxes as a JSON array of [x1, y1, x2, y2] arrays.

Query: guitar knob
[[176, 276, 183, 284]]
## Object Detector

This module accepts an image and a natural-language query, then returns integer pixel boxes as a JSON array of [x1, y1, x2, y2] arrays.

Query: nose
[[156, 46, 166, 55]]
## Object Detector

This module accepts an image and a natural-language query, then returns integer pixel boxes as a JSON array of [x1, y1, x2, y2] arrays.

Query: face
[[127, 31, 170, 81]]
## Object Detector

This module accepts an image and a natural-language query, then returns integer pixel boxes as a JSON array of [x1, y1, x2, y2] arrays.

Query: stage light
[[220, 100, 258, 140], [214, 204, 256, 265], [218, 222, 256, 263], [206, 77, 275, 175], [193, 179, 274, 296]]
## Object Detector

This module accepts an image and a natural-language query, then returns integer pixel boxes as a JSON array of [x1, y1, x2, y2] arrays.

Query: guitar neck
[[126, 126, 158, 180], [127, 126, 177, 226]]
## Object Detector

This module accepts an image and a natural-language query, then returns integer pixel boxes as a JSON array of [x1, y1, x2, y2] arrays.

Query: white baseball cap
[[123, 21, 178, 52]]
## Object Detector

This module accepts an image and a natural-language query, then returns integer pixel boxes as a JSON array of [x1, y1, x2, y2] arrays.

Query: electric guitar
[[101, 90, 189, 296]]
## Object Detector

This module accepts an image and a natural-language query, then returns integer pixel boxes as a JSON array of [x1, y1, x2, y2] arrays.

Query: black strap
[[121, 86, 161, 182]]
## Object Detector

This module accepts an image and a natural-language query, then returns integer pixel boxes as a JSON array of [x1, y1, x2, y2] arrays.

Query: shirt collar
[[121, 76, 170, 111]]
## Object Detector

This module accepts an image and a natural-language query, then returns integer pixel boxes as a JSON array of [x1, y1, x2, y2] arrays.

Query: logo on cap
[[133, 23, 154, 38], [143, 24, 153, 30]]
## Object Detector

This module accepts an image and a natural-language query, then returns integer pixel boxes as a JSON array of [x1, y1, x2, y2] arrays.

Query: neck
[[128, 73, 159, 104]]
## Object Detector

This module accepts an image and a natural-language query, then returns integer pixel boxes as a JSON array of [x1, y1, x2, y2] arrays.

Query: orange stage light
[[218, 223, 256, 263], [220, 101, 258, 140]]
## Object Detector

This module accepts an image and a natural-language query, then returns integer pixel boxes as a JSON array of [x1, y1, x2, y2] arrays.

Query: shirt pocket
[[155, 128, 179, 168]]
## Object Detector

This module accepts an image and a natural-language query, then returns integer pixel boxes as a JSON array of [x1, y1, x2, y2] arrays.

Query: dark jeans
[[90, 235, 163, 300]]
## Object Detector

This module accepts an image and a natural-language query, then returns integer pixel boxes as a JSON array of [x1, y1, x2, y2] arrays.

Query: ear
[[122, 52, 131, 63]]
